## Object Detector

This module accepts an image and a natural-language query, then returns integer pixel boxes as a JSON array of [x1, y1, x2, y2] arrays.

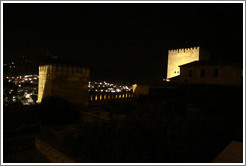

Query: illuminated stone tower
[[166, 46, 209, 79], [37, 64, 90, 106]]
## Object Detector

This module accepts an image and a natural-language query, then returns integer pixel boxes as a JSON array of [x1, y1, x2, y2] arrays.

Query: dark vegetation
[[38, 96, 80, 124], [3, 105, 45, 162], [37, 85, 242, 163], [3, 85, 242, 163]]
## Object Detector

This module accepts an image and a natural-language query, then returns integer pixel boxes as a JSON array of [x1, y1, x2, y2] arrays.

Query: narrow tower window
[[213, 68, 219, 77], [200, 69, 206, 77], [188, 70, 192, 77]]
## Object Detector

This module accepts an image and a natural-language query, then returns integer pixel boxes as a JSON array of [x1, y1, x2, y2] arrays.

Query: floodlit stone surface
[[37, 64, 89, 106], [167, 47, 209, 79]]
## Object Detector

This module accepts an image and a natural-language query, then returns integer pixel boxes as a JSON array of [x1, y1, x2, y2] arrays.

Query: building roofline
[[179, 60, 242, 68]]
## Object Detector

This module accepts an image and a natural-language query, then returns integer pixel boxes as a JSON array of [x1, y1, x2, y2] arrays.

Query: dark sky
[[3, 3, 243, 83]]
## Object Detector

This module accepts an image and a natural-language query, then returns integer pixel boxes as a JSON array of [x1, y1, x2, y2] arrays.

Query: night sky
[[3, 3, 243, 83]]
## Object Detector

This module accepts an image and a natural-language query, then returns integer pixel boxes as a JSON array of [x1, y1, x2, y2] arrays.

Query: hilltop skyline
[[3, 3, 243, 82]]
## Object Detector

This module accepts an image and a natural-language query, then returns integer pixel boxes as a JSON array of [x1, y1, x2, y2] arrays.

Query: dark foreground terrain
[[3, 85, 243, 163]]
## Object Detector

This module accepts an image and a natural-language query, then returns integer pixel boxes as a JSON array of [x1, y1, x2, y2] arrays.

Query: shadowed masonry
[[38, 64, 89, 106]]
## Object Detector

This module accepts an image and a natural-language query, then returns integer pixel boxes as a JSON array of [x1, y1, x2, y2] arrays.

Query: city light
[[3, 74, 39, 105], [4, 74, 132, 106], [88, 81, 132, 93]]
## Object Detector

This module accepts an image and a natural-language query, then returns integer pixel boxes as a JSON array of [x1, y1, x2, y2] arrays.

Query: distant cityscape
[[3, 61, 133, 106], [3, 74, 38, 105], [88, 81, 132, 93]]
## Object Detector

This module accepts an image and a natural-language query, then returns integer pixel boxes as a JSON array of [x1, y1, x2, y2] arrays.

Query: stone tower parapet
[[168, 46, 200, 53], [167, 46, 209, 79], [38, 64, 90, 107], [38, 64, 89, 76]]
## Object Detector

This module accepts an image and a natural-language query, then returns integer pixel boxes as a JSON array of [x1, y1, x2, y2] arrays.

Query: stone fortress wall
[[167, 46, 209, 79], [37, 64, 90, 107]]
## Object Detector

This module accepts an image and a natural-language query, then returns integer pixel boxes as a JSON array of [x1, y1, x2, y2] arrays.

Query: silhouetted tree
[[39, 96, 80, 124]]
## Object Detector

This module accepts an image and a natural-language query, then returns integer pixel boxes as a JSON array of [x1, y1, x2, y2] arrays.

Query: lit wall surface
[[37, 64, 90, 106], [132, 84, 150, 97], [167, 47, 200, 79]]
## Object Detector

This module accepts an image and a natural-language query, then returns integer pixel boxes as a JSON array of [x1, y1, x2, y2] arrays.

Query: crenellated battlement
[[167, 46, 202, 79], [39, 64, 89, 76], [168, 46, 200, 53]]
